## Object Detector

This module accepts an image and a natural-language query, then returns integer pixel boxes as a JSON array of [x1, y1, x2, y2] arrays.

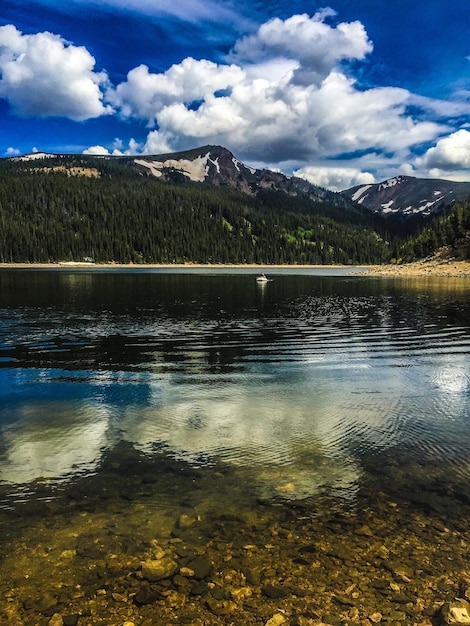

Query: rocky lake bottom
[[1, 443, 470, 626]]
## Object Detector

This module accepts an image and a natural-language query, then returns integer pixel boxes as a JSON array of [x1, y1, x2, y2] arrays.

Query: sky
[[1, 0, 470, 191]]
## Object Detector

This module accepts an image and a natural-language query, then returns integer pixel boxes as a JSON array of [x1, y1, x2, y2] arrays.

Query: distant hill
[[0, 146, 392, 265], [345, 175, 470, 224]]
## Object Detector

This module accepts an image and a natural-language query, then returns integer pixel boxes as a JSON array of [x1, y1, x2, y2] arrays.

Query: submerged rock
[[205, 596, 236, 616], [243, 566, 263, 585], [439, 599, 470, 624], [185, 555, 212, 580], [133, 584, 163, 606], [262, 583, 290, 599], [190, 581, 209, 596], [35, 593, 58, 613], [368, 612, 382, 623], [141, 557, 178, 581], [177, 513, 197, 529]]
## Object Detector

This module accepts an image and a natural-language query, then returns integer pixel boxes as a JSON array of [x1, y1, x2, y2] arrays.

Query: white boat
[[256, 273, 268, 282]]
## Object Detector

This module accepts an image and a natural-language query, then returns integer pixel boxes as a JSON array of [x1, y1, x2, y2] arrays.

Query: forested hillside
[[396, 199, 470, 262], [0, 156, 392, 264]]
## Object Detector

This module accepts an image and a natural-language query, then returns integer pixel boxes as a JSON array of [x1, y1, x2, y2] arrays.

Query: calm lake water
[[1, 267, 470, 624]]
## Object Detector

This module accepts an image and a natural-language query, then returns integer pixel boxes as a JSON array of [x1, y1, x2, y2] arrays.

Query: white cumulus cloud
[[419, 129, 470, 170], [82, 138, 143, 156], [231, 11, 373, 85], [0, 24, 111, 120], [82, 145, 111, 155], [412, 129, 470, 181], [110, 57, 245, 124], [294, 165, 375, 192], [142, 130, 174, 155], [128, 68, 445, 168]]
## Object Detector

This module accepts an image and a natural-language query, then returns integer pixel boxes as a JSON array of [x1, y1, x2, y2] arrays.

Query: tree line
[[0, 158, 393, 265]]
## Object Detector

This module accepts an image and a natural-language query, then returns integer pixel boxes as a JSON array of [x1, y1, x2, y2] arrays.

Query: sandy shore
[[0, 262, 361, 270], [364, 259, 470, 277], [1, 260, 470, 276]]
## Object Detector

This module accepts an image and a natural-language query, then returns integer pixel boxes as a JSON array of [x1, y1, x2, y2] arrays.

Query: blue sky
[[1, 0, 470, 190]]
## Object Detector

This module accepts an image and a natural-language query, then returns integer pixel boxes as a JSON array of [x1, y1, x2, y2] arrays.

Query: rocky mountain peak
[[345, 175, 470, 221]]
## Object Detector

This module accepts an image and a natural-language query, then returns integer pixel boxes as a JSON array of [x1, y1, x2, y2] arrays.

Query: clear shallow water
[[1, 268, 470, 625], [0, 269, 469, 507]]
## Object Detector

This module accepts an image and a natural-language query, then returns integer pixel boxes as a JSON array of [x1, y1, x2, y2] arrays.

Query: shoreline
[[363, 259, 470, 277], [0, 262, 364, 271], [0, 260, 470, 276]]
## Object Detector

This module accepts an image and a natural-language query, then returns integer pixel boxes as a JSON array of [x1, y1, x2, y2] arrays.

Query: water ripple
[[1, 275, 470, 506]]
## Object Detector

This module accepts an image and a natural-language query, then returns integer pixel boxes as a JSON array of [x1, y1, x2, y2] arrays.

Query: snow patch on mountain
[[134, 159, 164, 177], [135, 152, 213, 182], [15, 152, 55, 161], [417, 199, 440, 213], [351, 184, 372, 202], [378, 176, 405, 191], [208, 156, 220, 174], [232, 156, 255, 175]]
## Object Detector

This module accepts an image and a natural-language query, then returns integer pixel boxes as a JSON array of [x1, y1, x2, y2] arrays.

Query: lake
[[0, 267, 469, 625]]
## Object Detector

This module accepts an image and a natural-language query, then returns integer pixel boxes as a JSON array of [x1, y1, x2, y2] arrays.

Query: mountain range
[[2, 145, 469, 264], [344, 175, 470, 222], [15, 145, 470, 225], [16, 145, 355, 211]]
